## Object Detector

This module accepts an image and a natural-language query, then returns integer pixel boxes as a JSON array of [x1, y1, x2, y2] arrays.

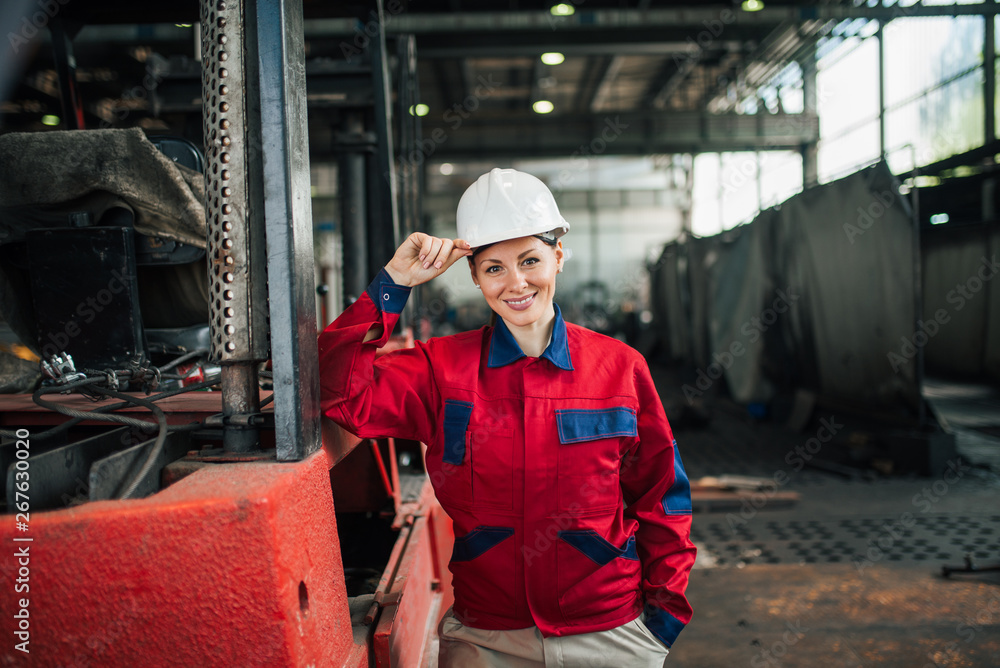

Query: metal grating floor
[[692, 514, 1000, 568]]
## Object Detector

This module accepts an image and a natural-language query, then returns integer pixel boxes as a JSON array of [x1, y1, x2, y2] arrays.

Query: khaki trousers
[[438, 609, 669, 667]]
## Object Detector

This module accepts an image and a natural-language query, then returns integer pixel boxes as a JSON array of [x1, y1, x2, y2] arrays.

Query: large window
[[883, 15, 984, 173], [814, 12, 987, 180], [816, 30, 881, 182], [691, 151, 803, 236]]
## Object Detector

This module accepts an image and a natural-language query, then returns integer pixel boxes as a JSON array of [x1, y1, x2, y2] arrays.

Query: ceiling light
[[550, 4, 575, 17], [41, 114, 60, 126], [408, 104, 429, 117], [532, 100, 554, 114], [439, 163, 454, 175], [929, 213, 950, 225], [741, 0, 764, 11], [541, 52, 565, 66]]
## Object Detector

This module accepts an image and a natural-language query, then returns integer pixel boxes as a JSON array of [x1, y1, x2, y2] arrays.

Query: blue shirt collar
[[488, 303, 574, 371]]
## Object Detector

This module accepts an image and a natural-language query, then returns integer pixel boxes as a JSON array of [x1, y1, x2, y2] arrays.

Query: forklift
[[0, 1, 451, 665]]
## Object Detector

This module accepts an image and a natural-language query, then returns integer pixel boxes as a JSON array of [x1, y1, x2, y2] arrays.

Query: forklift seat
[[0, 130, 210, 370]]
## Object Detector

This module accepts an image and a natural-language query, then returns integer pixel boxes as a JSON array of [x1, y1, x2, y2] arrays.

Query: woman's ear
[[554, 240, 565, 273], [468, 256, 479, 287]]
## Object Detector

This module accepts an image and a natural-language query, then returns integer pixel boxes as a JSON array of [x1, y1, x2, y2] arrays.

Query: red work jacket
[[319, 270, 695, 647]]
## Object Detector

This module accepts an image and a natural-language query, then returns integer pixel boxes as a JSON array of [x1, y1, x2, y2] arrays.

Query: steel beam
[[411, 110, 819, 160], [61, 5, 1000, 47], [986, 15, 996, 144], [589, 55, 624, 114], [417, 40, 719, 59], [396, 34, 422, 241], [800, 48, 818, 187], [367, 0, 401, 277], [432, 60, 455, 112], [252, 0, 321, 461], [651, 55, 699, 110], [704, 23, 827, 114], [308, 4, 999, 36], [878, 23, 886, 157], [529, 57, 545, 113], [49, 19, 85, 129], [571, 56, 596, 114]]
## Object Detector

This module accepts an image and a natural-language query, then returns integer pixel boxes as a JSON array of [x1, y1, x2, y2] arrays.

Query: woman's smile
[[503, 292, 536, 310], [471, 236, 564, 332]]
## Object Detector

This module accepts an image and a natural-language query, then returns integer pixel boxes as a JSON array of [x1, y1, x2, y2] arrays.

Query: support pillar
[[253, 0, 322, 460], [200, 0, 270, 453], [339, 112, 370, 306], [800, 49, 819, 187]]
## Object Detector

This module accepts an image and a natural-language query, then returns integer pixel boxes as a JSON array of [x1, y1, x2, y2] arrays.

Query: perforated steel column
[[201, 0, 269, 452]]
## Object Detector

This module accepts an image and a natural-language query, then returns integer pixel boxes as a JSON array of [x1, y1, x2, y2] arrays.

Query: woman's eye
[[523, 257, 539, 266], [485, 266, 501, 274]]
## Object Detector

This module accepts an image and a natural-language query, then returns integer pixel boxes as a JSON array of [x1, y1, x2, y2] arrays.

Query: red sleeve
[[619, 358, 696, 648], [318, 269, 438, 445]]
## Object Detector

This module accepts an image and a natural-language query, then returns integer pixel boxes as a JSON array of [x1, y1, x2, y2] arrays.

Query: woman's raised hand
[[385, 233, 472, 288]]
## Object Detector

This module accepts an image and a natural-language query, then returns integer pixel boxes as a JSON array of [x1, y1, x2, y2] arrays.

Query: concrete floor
[[675, 563, 1000, 667], [656, 366, 1000, 668]]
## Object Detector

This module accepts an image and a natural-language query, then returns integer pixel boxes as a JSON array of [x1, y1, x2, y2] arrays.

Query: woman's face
[[470, 236, 564, 328]]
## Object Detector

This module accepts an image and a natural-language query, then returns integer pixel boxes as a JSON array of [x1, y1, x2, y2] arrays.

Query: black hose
[[87, 384, 169, 500], [32, 382, 166, 432], [0, 376, 221, 441], [0, 372, 266, 502]]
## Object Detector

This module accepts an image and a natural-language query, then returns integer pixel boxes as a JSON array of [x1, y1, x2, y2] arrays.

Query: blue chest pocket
[[555, 408, 637, 444], [554, 407, 637, 515], [443, 399, 474, 465]]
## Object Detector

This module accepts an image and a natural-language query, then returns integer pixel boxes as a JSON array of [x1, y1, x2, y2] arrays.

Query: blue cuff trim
[[557, 530, 638, 566], [643, 606, 686, 647], [662, 440, 692, 515], [452, 526, 514, 562], [365, 268, 411, 315], [442, 399, 473, 465], [555, 407, 637, 444]]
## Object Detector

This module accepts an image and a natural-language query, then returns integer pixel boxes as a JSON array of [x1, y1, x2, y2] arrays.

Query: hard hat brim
[[465, 222, 570, 249]]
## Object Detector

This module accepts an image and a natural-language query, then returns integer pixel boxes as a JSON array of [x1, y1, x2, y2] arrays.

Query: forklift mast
[[0, 1, 450, 666], [200, 0, 318, 457]]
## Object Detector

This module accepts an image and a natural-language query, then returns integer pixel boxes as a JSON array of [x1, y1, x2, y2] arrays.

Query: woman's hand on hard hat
[[385, 233, 472, 287]]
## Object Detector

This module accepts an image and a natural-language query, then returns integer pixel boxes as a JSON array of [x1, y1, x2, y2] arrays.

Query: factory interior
[[1, 0, 999, 666]]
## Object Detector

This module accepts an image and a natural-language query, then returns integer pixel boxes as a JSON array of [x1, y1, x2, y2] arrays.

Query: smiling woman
[[456, 169, 568, 354], [470, 235, 563, 356], [318, 168, 695, 668]]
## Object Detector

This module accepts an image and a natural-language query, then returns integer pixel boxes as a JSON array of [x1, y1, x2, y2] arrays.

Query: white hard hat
[[456, 168, 570, 248]]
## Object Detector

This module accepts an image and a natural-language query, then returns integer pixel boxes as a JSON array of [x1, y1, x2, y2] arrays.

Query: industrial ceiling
[[0, 1, 987, 162]]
